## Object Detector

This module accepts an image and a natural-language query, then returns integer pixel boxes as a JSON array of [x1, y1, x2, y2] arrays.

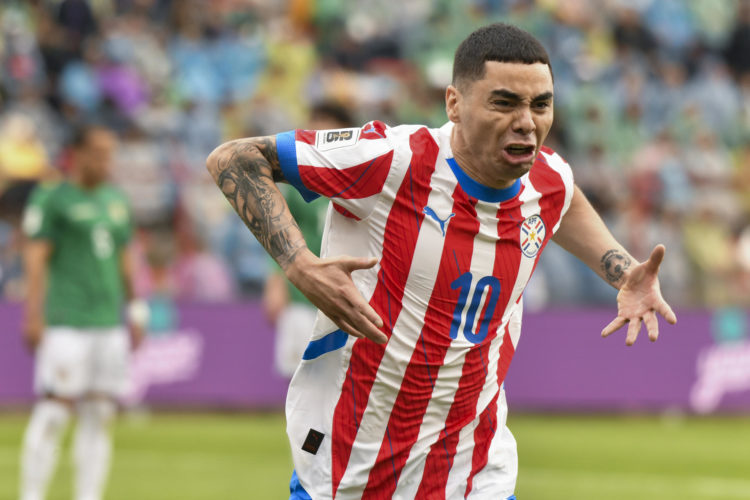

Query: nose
[[511, 106, 535, 136]]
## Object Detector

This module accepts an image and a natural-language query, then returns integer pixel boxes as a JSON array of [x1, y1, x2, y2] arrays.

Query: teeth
[[507, 145, 532, 154]]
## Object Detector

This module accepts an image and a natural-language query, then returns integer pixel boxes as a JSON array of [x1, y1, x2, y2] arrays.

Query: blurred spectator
[[0, 0, 746, 306], [724, 0, 750, 80]]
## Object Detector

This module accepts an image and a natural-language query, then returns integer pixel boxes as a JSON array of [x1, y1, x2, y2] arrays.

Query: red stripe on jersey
[[361, 120, 388, 141], [415, 343, 482, 499], [331, 128, 438, 498], [296, 129, 316, 145], [523, 152, 567, 305], [415, 195, 525, 497], [299, 150, 394, 199], [333, 202, 361, 220], [457, 327, 514, 500], [363, 187, 479, 499], [464, 390, 499, 497], [529, 153, 566, 249], [496, 324, 516, 388]]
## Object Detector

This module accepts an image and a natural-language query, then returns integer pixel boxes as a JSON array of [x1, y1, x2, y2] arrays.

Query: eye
[[533, 101, 551, 109], [492, 100, 512, 107]]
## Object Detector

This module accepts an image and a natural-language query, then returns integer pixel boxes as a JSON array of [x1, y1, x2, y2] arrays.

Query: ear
[[445, 85, 461, 123]]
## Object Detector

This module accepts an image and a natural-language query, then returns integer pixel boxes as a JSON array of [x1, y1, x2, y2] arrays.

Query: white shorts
[[274, 304, 317, 378], [35, 326, 131, 399]]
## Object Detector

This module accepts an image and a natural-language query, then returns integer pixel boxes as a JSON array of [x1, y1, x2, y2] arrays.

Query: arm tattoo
[[600, 249, 632, 285], [210, 137, 306, 268]]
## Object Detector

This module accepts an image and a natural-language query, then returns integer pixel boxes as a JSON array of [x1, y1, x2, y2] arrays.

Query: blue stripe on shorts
[[289, 470, 311, 500]]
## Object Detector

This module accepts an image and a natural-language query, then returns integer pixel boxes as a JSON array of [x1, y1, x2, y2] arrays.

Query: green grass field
[[1, 411, 749, 499]]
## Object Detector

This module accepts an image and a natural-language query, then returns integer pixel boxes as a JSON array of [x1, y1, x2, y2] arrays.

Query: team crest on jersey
[[316, 128, 360, 151], [520, 215, 546, 258]]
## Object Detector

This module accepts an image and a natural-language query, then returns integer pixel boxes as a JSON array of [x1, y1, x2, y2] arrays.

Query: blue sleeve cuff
[[276, 131, 320, 202]]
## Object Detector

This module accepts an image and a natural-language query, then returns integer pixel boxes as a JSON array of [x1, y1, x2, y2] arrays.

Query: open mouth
[[504, 144, 536, 157]]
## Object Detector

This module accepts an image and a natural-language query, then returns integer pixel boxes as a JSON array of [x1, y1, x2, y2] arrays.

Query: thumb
[[644, 244, 665, 274], [340, 255, 379, 273]]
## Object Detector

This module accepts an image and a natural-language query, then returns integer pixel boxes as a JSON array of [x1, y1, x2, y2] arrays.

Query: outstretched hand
[[601, 244, 677, 345], [285, 251, 387, 344]]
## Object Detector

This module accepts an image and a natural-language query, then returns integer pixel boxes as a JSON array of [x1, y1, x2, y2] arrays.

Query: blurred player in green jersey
[[263, 102, 353, 377], [18, 125, 146, 500]]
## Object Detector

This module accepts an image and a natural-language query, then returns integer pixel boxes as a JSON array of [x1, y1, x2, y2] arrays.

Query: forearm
[[119, 245, 137, 302], [23, 241, 50, 321], [552, 186, 635, 289], [206, 137, 308, 270]]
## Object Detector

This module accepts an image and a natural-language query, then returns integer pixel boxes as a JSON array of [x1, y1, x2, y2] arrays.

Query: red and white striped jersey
[[276, 121, 574, 499]]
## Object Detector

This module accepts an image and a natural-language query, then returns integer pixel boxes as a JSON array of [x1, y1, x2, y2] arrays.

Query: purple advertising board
[[1, 302, 749, 412]]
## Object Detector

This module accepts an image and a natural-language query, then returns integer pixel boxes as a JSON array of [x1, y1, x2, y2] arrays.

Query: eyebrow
[[490, 89, 554, 102]]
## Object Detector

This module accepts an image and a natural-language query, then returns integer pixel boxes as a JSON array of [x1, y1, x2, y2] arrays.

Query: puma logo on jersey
[[363, 124, 385, 138], [423, 206, 455, 236]]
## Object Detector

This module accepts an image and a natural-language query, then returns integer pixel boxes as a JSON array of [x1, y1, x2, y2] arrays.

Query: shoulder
[[535, 146, 574, 184], [27, 181, 65, 207], [359, 121, 434, 143], [107, 183, 129, 201], [103, 185, 133, 217], [539, 146, 571, 169]]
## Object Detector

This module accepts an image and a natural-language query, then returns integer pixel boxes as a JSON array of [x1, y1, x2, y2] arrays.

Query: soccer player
[[207, 23, 677, 499], [19, 125, 146, 500], [263, 101, 355, 378]]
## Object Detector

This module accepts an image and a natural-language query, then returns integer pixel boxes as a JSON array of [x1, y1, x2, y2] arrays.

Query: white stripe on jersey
[[335, 152, 456, 498], [541, 150, 575, 233], [465, 389, 517, 499], [391, 197, 504, 499]]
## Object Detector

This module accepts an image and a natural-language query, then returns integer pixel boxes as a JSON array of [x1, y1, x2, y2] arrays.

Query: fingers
[[339, 314, 387, 344], [625, 317, 642, 346], [643, 310, 659, 342], [339, 280, 386, 342], [301, 254, 386, 343], [363, 302, 385, 329], [657, 300, 677, 325], [644, 244, 665, 274], [340, 256, 379, 273], [602, 316, 645, 345], [601, 316, 626, 338], [339, 319, 365, 340]]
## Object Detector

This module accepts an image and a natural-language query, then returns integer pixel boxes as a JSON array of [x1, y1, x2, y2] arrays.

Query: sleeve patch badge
[[316, 128, 360, 151]]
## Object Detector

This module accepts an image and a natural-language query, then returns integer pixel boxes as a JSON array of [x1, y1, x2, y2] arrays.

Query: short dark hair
[[452, 23, 551, 87]]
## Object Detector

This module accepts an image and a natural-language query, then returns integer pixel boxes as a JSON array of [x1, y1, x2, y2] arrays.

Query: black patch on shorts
[[302, 429, 324, 455]]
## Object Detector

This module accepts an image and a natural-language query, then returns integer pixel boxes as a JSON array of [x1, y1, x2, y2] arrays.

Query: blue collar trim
[[446, 158, 521, 202]]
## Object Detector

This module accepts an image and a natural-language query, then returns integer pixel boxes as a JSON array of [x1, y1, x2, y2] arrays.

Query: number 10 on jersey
[[449, 272, 501, 344]]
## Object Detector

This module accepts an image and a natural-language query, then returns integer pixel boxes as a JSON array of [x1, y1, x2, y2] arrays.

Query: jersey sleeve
[[275, 121, 397, 220], [21, 183, 58, 241], [539, 146, 575, 233]]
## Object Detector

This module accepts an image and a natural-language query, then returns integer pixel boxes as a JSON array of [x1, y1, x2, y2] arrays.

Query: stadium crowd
[[0, 0, 748, 308]]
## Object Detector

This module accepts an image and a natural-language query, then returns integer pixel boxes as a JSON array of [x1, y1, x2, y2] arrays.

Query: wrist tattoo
[[600, 249, 631, 284], [211, 137, 305, 268]]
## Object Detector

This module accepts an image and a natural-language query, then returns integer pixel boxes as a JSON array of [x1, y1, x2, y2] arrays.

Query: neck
[[71, 171, 100, 190]]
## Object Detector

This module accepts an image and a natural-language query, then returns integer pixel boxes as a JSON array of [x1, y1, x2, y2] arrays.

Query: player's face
[[447, 61, 554, 189], [75, 129, 117, 186]]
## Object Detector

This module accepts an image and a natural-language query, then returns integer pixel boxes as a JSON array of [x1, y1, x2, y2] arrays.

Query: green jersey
[[278, 185, 328, 305], [22, 181, 133, 327]]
